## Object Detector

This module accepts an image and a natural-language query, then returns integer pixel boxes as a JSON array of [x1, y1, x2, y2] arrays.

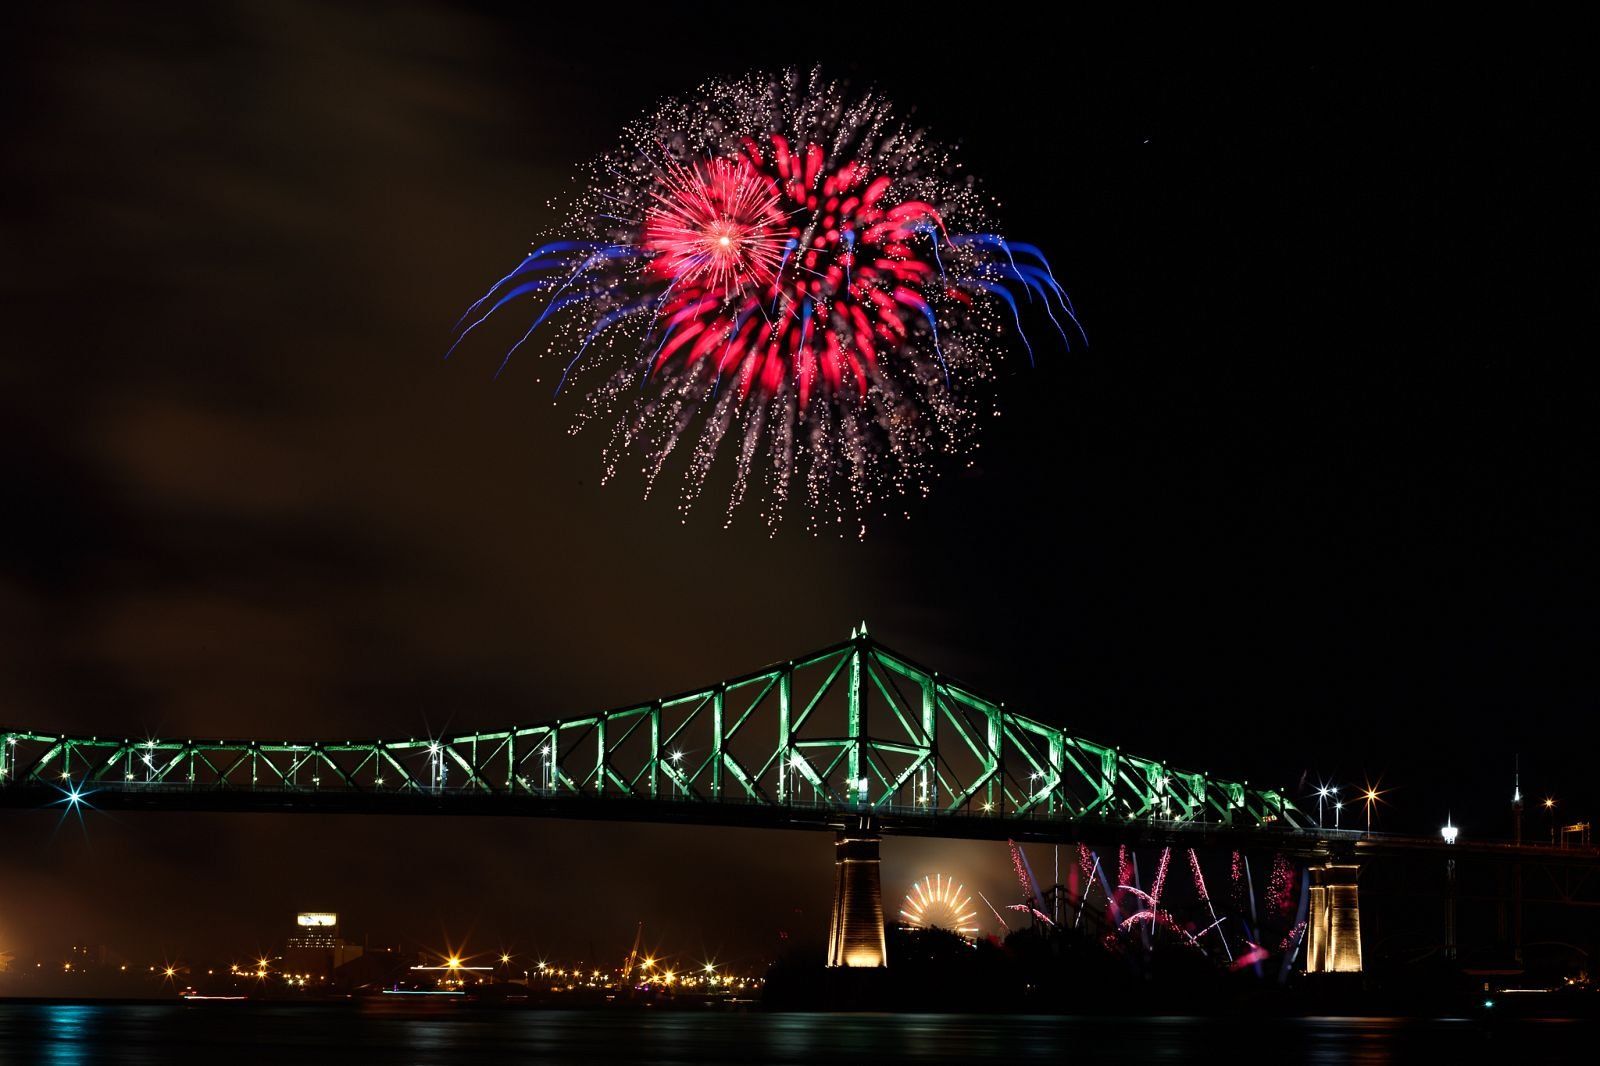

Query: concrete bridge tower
[[826, 820, 887, 967], [1305, 861, 1362, 973]]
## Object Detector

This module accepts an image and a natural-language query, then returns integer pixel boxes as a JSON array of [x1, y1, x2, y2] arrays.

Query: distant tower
[[1443, 813, 1458, 961], [1510, 756, 1524, 963], [1512, 755, 1523, 846], [826, 820, 886, 967]]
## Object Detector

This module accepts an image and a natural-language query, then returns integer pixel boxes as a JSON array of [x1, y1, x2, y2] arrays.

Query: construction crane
[[620, 921, 644, 983]]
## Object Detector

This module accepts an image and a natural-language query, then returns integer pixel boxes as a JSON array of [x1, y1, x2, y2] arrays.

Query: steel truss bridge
[[0, 627, 1306, 844]]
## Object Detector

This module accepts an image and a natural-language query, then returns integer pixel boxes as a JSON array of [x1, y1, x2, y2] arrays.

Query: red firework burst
[[451, 70, 1081, 527], [642, 156, 788, 295], [640, 133, 951, 410]]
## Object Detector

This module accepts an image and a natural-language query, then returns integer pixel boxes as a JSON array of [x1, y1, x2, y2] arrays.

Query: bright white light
[[1441, 818, 1459, 845]]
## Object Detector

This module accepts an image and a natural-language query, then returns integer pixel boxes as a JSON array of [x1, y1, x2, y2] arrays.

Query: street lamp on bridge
[[1362, 786, 1382, 837], [1440, 814, 1459, 845], [1442, 813, 1459, 960]]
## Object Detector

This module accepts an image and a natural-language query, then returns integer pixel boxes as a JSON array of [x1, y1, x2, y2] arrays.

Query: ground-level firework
[[899, 874, 979, 937], [451, 69, 1081, 531], [1001, 841, 1307, 979]]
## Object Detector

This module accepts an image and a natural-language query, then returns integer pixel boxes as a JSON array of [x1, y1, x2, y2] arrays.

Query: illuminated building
[[283, 912, 363, 977]]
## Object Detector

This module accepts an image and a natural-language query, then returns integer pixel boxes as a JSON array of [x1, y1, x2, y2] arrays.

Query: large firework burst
[[451, 69, 1081, 531]]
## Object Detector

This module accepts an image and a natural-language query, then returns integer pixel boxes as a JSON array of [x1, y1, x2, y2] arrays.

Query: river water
[[0, 1003, 1592, 1064]]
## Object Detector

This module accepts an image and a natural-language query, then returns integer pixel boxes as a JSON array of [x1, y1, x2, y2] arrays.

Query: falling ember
[[1008, 840, 1043, 909], [1116, 884, 1157, 909], [1187, 848, 1211, 903], [448, 68, 1082, 531], [1007, 904, 1056, 927], [1268, 855, 1297, 919], [1229, 944, 1272, 971], [977, 890, 1011, 936], [899, 874, 980, 937], [1150, 847, 1172, 907], [1189, 848, 1233, 961]]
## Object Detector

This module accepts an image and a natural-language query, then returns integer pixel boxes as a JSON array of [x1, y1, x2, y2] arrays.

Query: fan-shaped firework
[[900, 873, 979, 937], [451, 69, 1082, 531]]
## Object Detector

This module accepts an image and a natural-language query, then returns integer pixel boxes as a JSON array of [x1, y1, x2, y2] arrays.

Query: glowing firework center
[[899, 874, 979, 938]]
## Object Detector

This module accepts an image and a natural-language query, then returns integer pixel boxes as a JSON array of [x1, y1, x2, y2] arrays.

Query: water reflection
[[0, 1005, 1590, 1065], [39, 1004, 94, 1066]]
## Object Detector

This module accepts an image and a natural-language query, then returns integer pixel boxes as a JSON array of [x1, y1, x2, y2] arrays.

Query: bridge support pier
[[827, 821, 886, 968], [1305, 860, 1362, 973]]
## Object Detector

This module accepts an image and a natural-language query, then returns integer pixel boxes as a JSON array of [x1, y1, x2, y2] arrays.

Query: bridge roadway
[[6, 774, 1594, 866], [0, 777, 1339, 853], [1, 773, 1585, 871]]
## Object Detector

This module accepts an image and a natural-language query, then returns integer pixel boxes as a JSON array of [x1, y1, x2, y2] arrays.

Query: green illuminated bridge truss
[[0, 628, 1305, 840]]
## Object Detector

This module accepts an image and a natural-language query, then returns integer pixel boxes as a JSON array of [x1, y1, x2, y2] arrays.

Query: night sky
[[2, 6, 1595, 971]]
